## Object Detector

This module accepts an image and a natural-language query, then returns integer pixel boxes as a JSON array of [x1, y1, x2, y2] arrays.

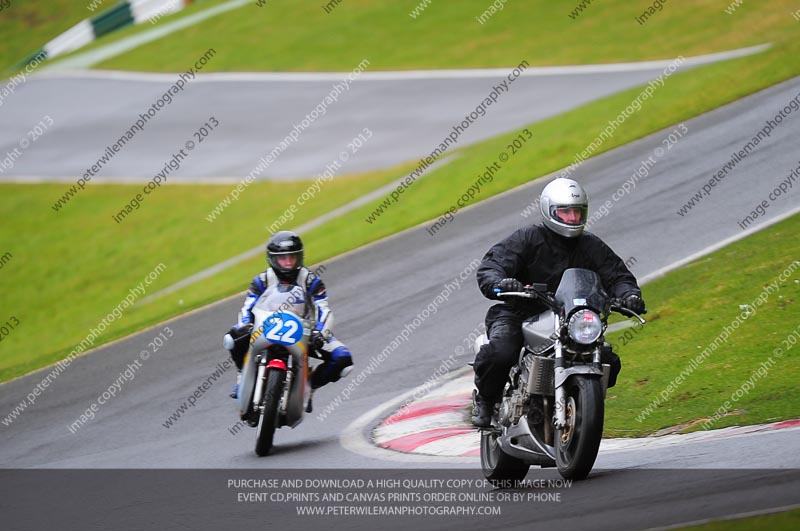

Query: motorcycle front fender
[[553, 367, 605, 429], [554, 365, 603, 389]]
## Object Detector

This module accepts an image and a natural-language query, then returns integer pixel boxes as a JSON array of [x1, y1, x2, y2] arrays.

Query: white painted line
[[138, 155, 456, 304], [34, 44, 771, 82], [640, 204, 800, 285]]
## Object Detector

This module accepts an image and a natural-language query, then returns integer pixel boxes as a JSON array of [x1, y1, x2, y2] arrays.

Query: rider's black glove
[[309, 330, 326, 350], [225, 323, 253, 357], [622, 294, 646, 314], [495, 278, 524, 296], [229, 323, 253, 340]]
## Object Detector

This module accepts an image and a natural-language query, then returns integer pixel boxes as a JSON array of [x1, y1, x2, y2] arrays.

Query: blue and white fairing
[[251, 284, 311, 350], [238, 284, 312, 423]]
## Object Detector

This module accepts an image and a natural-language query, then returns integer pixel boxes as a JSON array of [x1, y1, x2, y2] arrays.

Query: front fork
[[554, 341, 566, 430], [252, 354, 291, 414], [253, 360, 267, 412], [553, 341, 602, 429], [279, 357, 293, 415]]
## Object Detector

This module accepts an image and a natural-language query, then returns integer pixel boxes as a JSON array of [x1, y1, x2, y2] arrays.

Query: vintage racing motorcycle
[[476, 268, 646, 480], [227, 284, 319, 456]]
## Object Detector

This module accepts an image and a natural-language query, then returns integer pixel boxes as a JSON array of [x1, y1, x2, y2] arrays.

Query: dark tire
[[480, 428, 530, 486], [255, 369, 284, 456], [555, 377, 604, 480]]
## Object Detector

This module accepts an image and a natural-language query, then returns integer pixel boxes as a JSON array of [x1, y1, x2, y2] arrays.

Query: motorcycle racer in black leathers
[[472, 178, 645, 427]]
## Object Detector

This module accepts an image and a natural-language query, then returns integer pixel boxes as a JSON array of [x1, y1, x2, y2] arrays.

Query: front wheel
[[555, 377, 604, 480], [480, 428, 530, 485], [255, 369, 284, 456]]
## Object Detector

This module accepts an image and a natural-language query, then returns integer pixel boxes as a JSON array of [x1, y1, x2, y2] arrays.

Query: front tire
[[255, 369, 284, 456], [480, 428, 530, 486], [555, 377, 604, 480]]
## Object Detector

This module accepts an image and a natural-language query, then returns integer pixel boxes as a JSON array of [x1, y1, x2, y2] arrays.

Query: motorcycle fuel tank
[[522, 310, 556, 352]]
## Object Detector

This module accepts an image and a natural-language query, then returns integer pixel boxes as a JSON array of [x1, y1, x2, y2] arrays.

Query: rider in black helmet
[[266, 230, 305, 283], [225, 231, 353, 399]]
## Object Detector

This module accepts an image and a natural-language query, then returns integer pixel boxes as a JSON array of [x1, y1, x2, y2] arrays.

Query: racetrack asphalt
[[0, 47, 767, 181], [1, 69, 799, 530]]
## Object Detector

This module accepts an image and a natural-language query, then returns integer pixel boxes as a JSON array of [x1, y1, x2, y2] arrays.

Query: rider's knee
[[487, 337, 521, 368], [310, 346, 353, 388], [328, 347, 353, 382]]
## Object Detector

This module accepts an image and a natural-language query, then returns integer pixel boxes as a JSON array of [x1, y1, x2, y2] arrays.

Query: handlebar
[[495, 285, 559, 312], [495, 290, 646, 324], [609, 299, 647, 323], [495, 290, 535, 299]]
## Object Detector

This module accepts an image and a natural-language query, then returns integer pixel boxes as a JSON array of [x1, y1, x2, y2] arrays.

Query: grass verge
[[0, 165, 406, 381], [2, 17, 800, 389], [91, 0, 800, 72], [677, 507, 800, 531], [604, 214, 799, 437]]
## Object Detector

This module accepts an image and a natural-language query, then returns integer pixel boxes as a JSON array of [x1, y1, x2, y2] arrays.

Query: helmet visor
[[268, 249, 303, 275], [551, 206, 588, 226], [274, 252, 300, 270]]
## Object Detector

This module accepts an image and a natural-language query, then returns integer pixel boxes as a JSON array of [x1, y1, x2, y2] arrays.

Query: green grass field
[[604, 214, 799, 437], [677, 507, 800, 531], [92, 0, 800, 72], [0, 165, 406, 381], [3, 31, 800, 384], [1, 0, 798, 437], [7, 0, 798, 73]]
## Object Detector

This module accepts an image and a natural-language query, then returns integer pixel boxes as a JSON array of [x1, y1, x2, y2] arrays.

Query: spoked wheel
[[480, 426, 530, 486], [555, 377, 604, 480], [255, 369, 284, 456]]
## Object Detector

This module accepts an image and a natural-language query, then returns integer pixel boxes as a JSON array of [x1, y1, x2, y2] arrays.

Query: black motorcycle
[[476, 268, 645, 480]]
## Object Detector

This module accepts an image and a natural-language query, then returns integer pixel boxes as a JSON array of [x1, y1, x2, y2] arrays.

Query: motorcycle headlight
[[567, 309, 602, 345]]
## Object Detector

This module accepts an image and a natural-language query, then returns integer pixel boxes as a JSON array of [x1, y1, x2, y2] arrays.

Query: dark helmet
[[266, 231, 304, 282]]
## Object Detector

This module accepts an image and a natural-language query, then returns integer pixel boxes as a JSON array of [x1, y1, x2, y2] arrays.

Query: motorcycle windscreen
[[251, 284, 310, 319], [554, 268, 608, 315]]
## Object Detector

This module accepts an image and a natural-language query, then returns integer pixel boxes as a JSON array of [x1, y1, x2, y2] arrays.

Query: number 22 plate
[[261, 312, 304, 346]]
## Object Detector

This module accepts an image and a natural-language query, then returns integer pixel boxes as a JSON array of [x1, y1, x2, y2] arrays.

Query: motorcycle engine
[[499, 387, 529, 426]]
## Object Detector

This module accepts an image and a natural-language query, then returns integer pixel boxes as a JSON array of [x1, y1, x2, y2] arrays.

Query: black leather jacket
[[477, 224, 641, 314]]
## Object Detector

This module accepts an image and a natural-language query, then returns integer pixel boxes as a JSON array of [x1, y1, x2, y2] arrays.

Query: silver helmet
[[539, 178, 589, 238]]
